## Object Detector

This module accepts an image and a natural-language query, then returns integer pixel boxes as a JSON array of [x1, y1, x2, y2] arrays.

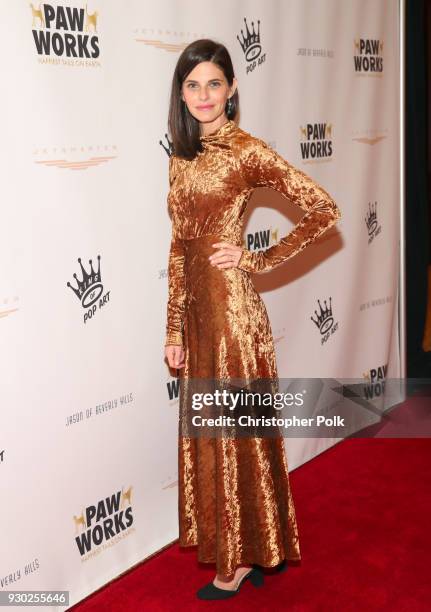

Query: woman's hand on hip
[[165, 344, 185, 369], [209, 242, 243, 269]]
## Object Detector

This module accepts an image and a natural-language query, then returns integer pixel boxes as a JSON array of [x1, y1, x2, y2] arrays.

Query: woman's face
[[181, 61, 237, 129]]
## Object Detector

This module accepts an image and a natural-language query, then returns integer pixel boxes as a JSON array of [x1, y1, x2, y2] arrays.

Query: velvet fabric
[[164, 119, 341, 575]]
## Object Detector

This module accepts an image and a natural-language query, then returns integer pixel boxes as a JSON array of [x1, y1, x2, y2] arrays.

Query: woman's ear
[[230, 77, 238, 97]]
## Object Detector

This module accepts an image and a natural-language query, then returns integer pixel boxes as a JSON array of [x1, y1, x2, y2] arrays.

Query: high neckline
[[199, 119, 236, 141]]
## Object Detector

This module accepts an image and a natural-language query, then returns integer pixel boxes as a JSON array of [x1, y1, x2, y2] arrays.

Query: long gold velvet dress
[[165, 119, 341, 576]]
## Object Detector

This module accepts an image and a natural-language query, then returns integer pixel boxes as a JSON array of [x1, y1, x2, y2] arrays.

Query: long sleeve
[[237, 138, 342, 273], [165, 155, 186, 346], [165, 235, 186, 346]]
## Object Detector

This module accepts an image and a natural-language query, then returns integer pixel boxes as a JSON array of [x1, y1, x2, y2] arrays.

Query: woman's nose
[[199, 87, 209, 100]]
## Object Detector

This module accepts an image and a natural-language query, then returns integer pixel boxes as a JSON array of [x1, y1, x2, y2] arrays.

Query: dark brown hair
[[168, 39, 239, 160]]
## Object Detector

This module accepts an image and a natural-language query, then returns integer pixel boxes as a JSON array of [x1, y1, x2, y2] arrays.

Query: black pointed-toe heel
[[248, 566, 265, 586], [196, 567, 264, 600], [252, 559, 288, 575], [276, 559, 288, 573]]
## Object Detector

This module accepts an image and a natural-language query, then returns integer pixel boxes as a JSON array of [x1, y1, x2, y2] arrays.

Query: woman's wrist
[[237, 248, 266, 273], [165, 330, 184, 347]]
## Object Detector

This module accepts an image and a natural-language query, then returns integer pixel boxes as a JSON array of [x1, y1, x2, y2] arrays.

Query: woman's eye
[[186, 82, 221, 89]]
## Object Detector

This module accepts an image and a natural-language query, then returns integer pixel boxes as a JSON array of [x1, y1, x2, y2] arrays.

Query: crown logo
[[365, 201, 377, 235], [237, 17, 261, 62], [159, 133, 173, 156], [67, 255, 103, 308], [310, 297, 334, 334]]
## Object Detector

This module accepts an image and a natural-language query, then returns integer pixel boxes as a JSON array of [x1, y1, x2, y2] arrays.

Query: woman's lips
[[196, 105, 214, 110]]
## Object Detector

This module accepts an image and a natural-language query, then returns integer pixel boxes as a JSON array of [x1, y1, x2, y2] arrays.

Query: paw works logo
[[311, 297, 339, 345], [237, 17, 266, 74], [167, 376, 180, 402], [244, 227, 278, 251], [300, 123, 333, 161], [67, 255, 111, 324], [353, 38, 383, 74], [31, 3, 100, 61], [74, 486, 134, 558], [363, 363, 387, 400]]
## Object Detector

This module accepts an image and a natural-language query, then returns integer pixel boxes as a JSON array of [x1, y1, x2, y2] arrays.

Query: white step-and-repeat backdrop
[[1, 0, 401, 608]]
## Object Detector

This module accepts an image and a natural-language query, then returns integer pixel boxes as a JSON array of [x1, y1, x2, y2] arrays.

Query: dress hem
[[178, 540, 302, 568]]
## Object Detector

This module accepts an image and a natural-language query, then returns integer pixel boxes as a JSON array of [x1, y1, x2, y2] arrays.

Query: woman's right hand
[[165, 344, 185, 369]]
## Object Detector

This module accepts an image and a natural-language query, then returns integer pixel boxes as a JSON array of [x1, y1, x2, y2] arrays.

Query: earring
[[227, 97, 232, 113]]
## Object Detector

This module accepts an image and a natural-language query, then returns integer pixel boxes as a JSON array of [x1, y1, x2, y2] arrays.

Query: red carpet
[[71, 427, 431, 610]]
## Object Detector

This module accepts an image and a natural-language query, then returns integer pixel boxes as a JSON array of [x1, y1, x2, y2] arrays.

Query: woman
[[164, 39, 341, 600]]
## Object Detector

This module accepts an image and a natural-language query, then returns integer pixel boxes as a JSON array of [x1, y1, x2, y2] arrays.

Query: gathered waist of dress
[[178, 233, 243, 264], [179, 233, 242, 247]]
